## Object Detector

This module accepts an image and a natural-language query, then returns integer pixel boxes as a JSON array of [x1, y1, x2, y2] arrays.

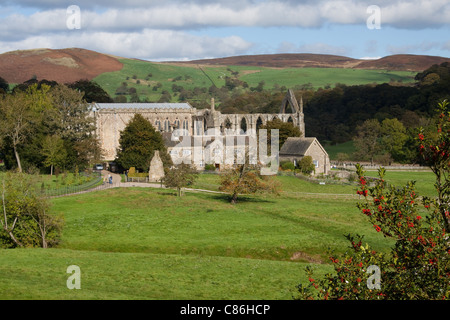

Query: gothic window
[[240, 117, 247, 134], [155, 120, 161, 131], [256, 117, 263, 131], [164, 119, 170, 132]]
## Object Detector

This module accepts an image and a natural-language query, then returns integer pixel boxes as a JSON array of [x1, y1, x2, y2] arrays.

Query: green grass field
[[323, 141, 356, 160], [93, 59, 416, 103], [237, 67, 415, 89], [0, 171, 436, 300]]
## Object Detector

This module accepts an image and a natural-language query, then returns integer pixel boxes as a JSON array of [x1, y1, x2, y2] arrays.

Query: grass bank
[[1, 171, 436, 300]]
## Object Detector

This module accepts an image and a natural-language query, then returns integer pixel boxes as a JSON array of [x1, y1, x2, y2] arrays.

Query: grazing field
[[94, 58, 416, 103], [323, 141, 356, 160], [0, 171, 435, 300]]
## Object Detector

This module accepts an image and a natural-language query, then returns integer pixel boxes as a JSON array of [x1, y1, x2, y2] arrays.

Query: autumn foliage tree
[[219, 163, 280, 204], [296, 100, 450, 300]]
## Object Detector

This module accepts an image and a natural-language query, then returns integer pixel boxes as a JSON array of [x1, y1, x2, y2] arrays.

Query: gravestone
[[149, 150, 165, 182]]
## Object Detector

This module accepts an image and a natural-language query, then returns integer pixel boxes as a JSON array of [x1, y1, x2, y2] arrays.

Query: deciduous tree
[[219, 163, 280, 204], [1, 173, 63, 248], [164, 163, 198, 197], [353, 119, 382, 165], [41, 135, 67, 175], [0, 85, 51, 172]]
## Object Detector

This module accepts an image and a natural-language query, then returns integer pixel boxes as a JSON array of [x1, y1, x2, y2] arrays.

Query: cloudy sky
[[0, 0, 449, 61]]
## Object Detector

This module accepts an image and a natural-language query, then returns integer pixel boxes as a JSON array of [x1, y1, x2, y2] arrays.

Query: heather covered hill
[[355, 54, 450, 72], [174, 53, 450, 72], [0, 48, 123, 84]]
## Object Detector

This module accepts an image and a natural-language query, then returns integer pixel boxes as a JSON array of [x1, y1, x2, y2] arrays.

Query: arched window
[[164, 119, 170, 132], [155, 120, 161, 131], [256, 117, 263, 131], [240, 117, 247, 134]]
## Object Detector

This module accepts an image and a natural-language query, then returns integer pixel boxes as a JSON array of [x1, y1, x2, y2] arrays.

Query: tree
[[259, 118, 302, 150], [67, 79, 113, 103], [0, 85, 51, 172], [380, 118, 408, 163], [353, 119, 382, 165], [158, 90, 172, 103], [50, 84, 95, 141], [49, 84, 100, 169], [115, 114, 172, 172], [164, 164, 198, 196], [295, 100, 450, 300], [219, 163, 280, 204], [1, 173, 63, 248], [0, 76, 9, 93], [41, 135, 67, 175]]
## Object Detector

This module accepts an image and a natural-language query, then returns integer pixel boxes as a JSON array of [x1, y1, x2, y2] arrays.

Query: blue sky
[[0, 0, 449, 61]]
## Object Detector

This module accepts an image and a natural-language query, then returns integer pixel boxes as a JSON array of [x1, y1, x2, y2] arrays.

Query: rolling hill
[[1, 48, 450, 84], [174, 53, 450, 72], [0, 48, 123, 84], [1, 48, 449, 103]]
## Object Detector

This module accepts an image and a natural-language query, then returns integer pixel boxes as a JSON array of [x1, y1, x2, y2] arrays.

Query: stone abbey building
[[93, 90, 330, 174]]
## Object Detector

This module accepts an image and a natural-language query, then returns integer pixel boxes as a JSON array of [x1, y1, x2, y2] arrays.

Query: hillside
[[174, 53, 450, 72], [176, 53, 361, 69], [355, 54, 450, 71], [0, 48, 123, 84], [1, 48, 450, 87]]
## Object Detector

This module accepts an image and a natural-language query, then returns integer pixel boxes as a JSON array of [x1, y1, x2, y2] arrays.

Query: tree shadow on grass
[[210, 193, 276, 204], [156, 189, 277, 204]]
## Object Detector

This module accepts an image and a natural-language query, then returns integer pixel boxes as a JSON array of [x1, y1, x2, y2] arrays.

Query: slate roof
[[279, 137, 316, 156]]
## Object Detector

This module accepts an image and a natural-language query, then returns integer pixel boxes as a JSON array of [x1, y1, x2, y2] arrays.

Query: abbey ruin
[[93, 90, 330, 174]]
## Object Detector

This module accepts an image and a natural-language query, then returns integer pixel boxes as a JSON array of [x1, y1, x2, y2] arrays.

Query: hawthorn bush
[[295, 100, 450, 300]]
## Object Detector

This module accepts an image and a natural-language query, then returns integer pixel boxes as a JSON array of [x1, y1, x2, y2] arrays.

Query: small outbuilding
[[279, 137, 331, 175]]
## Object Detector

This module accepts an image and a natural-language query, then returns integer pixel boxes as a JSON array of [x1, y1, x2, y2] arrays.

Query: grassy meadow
[[0, 170, 436, 300], [93, 58, 416, 103]]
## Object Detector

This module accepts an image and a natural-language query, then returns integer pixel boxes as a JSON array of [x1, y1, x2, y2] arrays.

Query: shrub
[[295, 101, 450, 300], [281, 161, 295, 171], [298, 156, 315, 175], [204, 164, 216, 171]]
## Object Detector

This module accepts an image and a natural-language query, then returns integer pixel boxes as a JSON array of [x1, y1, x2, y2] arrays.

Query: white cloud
[[359, 56, 382, 60], [87, 0, 450, 29], [379, 0, 450, 29], [1, 0, 449, 60], [2, 1, 449, 38], [0, 29, 253, 60]]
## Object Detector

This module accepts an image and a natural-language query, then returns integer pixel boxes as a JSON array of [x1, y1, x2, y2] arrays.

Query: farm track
[[51, 171, 360, 200]]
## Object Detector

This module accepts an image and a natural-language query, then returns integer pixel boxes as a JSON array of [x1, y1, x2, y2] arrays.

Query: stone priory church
[[93, 90, 331, 175]]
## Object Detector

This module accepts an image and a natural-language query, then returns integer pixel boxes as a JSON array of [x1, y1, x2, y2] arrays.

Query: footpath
[[100, 171, 225, 194]]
